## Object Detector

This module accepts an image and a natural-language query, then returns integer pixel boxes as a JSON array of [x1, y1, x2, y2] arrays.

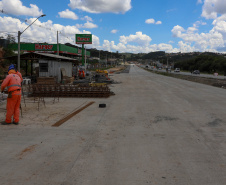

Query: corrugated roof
[[0, 52, 78, 61], [34, 52, 78, 61]]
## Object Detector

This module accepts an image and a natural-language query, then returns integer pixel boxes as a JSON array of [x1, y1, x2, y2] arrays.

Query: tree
[[1, 34, 17, 68], [6, 34, 16, 44]]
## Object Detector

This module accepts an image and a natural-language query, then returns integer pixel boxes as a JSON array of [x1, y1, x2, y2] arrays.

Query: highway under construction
[[0, 65, 226, 185]]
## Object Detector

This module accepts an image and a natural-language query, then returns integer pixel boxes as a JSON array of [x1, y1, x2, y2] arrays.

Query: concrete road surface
[[0, 65, 226, 185]]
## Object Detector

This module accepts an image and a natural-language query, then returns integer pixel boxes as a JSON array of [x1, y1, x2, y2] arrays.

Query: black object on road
[[99, 104, 106, 108]]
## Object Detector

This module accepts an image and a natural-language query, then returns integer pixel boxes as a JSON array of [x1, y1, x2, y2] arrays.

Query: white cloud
[[156, 21, 162, 25], [111, 29, 118, 34], [58, 9, 78, 20], [187, 27, 198, 33], [172, 25, 185, 37], [157, 43, 173, 51], [0, 0, 43, 16], [76, 21, 98, 29], [90, 34, 100, 48], [82, 16, 93, 22], [171, 23, 225, 52], [145, 18, 155, 24], [68, 0, 132, 14], [197, 0, 203, 4], [202, 0, 226, 19], [212, 15, 226, 38], [0, 15, 180, 54], [145, 18, 162, 25], [193, 20, 207, 27], [100, 39, 179, 53], [0, 16, 159, 54], [96, 31, 180, 53], [0, 16, 97, 45], [119, 32, 152, 46], [178, 41, 195, 52]]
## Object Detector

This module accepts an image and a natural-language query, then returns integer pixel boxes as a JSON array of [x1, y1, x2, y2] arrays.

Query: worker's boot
[[13, 121, 19, 125], [1, 121, 11, 125]]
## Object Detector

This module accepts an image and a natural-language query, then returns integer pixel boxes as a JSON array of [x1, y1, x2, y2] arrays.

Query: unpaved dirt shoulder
[[145, 69, 226, 89], [0, 97, 97, 127]]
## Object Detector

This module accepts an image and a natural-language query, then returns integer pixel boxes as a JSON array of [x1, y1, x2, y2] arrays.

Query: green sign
[[76, 34, 92, 44], [8, 43, 90, 56]]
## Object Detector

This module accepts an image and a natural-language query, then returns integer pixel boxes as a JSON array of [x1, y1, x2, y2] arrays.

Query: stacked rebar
[[28, 84, 111, 98]]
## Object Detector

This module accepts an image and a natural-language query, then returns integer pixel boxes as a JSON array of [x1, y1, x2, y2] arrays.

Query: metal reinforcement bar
[[52, 101, 95, 127], [28, 84, 111, 98]]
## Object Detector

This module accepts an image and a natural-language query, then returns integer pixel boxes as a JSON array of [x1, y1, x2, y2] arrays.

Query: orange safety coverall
[[79, 70, 85, 78], [1, 70, 22, 124], [16, 71, 23, 81]]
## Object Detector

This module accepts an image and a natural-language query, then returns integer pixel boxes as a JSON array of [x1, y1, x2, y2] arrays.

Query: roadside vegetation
[[0, 34, 17, 79], [127, 51, 226, 75], [174, 54, 226, 75]]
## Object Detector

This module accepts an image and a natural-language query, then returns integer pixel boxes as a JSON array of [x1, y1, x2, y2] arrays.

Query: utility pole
[[85, 47, 86, 74], [82, 44, 85, 66], [111, 52, 112, 67], [57, 31, 59, 55], [167, 57, 168, 68], [17, 14, 46, 72], [17, 31, 20, 71], [99, 50, 100, 69]]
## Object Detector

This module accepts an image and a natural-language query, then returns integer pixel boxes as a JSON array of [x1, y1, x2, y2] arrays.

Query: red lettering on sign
[[77, 37, 90, 41], [35, 44, 40, 50], [35, 44, 53, 50]]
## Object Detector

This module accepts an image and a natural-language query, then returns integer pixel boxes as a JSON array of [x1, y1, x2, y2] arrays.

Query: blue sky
[[0, 0, 226, 53]]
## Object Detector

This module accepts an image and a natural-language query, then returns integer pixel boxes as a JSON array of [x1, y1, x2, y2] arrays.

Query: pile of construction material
[[37, 77, 56, 84], [73, 72, 114, 85], [28, 84, 113, 98], [27, 68, 122, 98], [73, 78, 90, 85], [92, 74, 114, 83]]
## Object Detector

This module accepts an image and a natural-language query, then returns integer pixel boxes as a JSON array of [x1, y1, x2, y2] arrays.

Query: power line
[[0, 9, 79, 45], [0, 9, 28, 24], [0, 9, 51, 31], [0, 32, 17, 39], [0, 31, 17, 33], [0, 9, 77, 36], [20, 37, 42, 43]]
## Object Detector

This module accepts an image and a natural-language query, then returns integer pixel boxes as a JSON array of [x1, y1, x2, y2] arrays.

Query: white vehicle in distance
[[174, 68, 180, 72], [166, 67, 171, 72]]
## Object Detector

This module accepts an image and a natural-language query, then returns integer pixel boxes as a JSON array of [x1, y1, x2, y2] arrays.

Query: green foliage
[[6, 34, 16, 44], [174, 54, 226, 73], [0, 34, 17, 73], [142, 51, 165, 60], [88, 59, 99, 64], [3, 47, 15, 57]]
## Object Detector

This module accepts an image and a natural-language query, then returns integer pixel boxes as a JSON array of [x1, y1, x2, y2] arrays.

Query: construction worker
[[82, 70, 85, 78], [1, 64, 23, 125], [79, 69, 82, 78], [79, 69, 85, 79]]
